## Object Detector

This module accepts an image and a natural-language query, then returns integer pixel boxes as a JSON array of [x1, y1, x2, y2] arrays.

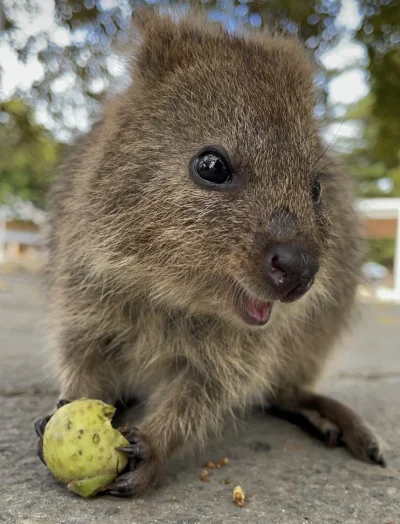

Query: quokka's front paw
[[34, 399, 71, 465], [105, 425, 162, 497]]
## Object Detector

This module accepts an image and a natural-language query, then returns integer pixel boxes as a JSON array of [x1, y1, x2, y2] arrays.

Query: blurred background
[[0, 0, 399, 301]]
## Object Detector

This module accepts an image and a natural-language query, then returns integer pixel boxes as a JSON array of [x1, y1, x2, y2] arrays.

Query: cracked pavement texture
[[1, 273, 399, 524]]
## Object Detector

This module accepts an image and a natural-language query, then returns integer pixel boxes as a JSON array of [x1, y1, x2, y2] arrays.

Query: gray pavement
[[1, 273, 399, 524]]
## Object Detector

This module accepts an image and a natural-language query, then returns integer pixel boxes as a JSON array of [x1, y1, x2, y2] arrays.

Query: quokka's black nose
[[264, 242, 319, 302]]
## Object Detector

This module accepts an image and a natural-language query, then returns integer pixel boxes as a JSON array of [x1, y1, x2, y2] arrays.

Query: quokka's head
[[96, 9, 340, 328]]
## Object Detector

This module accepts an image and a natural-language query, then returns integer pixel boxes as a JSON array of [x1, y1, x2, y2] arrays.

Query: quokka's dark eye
[[311, 179, 322, 204], [191, 148, 233, 187]]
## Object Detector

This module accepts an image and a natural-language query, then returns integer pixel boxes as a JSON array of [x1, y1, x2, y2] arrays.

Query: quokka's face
[[102, 14, 334, 327]]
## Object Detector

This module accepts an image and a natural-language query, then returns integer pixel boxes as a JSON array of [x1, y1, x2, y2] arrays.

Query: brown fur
[[41, 9, 383, 496]]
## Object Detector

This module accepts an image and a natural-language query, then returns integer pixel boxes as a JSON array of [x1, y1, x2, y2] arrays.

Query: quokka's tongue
[[244, 297, 272, 324]]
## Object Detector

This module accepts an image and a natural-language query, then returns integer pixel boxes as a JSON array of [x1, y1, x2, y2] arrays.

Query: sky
[[0, 0, 369, 144]]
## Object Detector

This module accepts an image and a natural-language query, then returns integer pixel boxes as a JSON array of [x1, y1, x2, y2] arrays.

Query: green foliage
[[0, 99, 62, 208], [369, 50, 400, 166], [343, 89, 400, 198], [0, 0, 342, 136], [367, 238, 396, 268], [0, 0, 346, 207], [353, 0, 400, 167], [341, 2, 400, 200]]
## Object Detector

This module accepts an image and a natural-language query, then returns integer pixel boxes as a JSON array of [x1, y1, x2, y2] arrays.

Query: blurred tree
[[354, 0, 400, 167], [0, 99, 62, 207], [323, 1, 400, 202], [342, 0, 400, 199], [342, 94, 392, 198], [367, 238, 395, 269], [0, 0, 400, 210], [0, 0, 343, 139]]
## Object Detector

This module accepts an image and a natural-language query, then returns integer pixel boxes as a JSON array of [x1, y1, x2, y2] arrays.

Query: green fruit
[[43, 398, 129, 498]]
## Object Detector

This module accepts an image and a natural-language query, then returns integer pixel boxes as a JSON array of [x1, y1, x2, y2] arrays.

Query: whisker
[[319, 160, 339, 172], [313, 74, 371, 165], [328, 232, 380, 246], [327, 254, 370, 284]]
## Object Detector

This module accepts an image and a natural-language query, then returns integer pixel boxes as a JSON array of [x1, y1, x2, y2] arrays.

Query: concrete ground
[[1, 273, 399, 524]]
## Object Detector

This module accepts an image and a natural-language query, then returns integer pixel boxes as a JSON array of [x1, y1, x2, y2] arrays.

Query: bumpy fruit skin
[[43, 398, 129, 497]]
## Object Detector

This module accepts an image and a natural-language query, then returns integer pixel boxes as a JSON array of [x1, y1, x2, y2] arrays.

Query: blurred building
[[357, 198, 400, 302], [0, 201, 45, 263]]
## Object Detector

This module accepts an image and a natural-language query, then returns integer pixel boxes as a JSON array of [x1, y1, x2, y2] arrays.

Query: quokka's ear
[[129, 6, 219, 86]]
